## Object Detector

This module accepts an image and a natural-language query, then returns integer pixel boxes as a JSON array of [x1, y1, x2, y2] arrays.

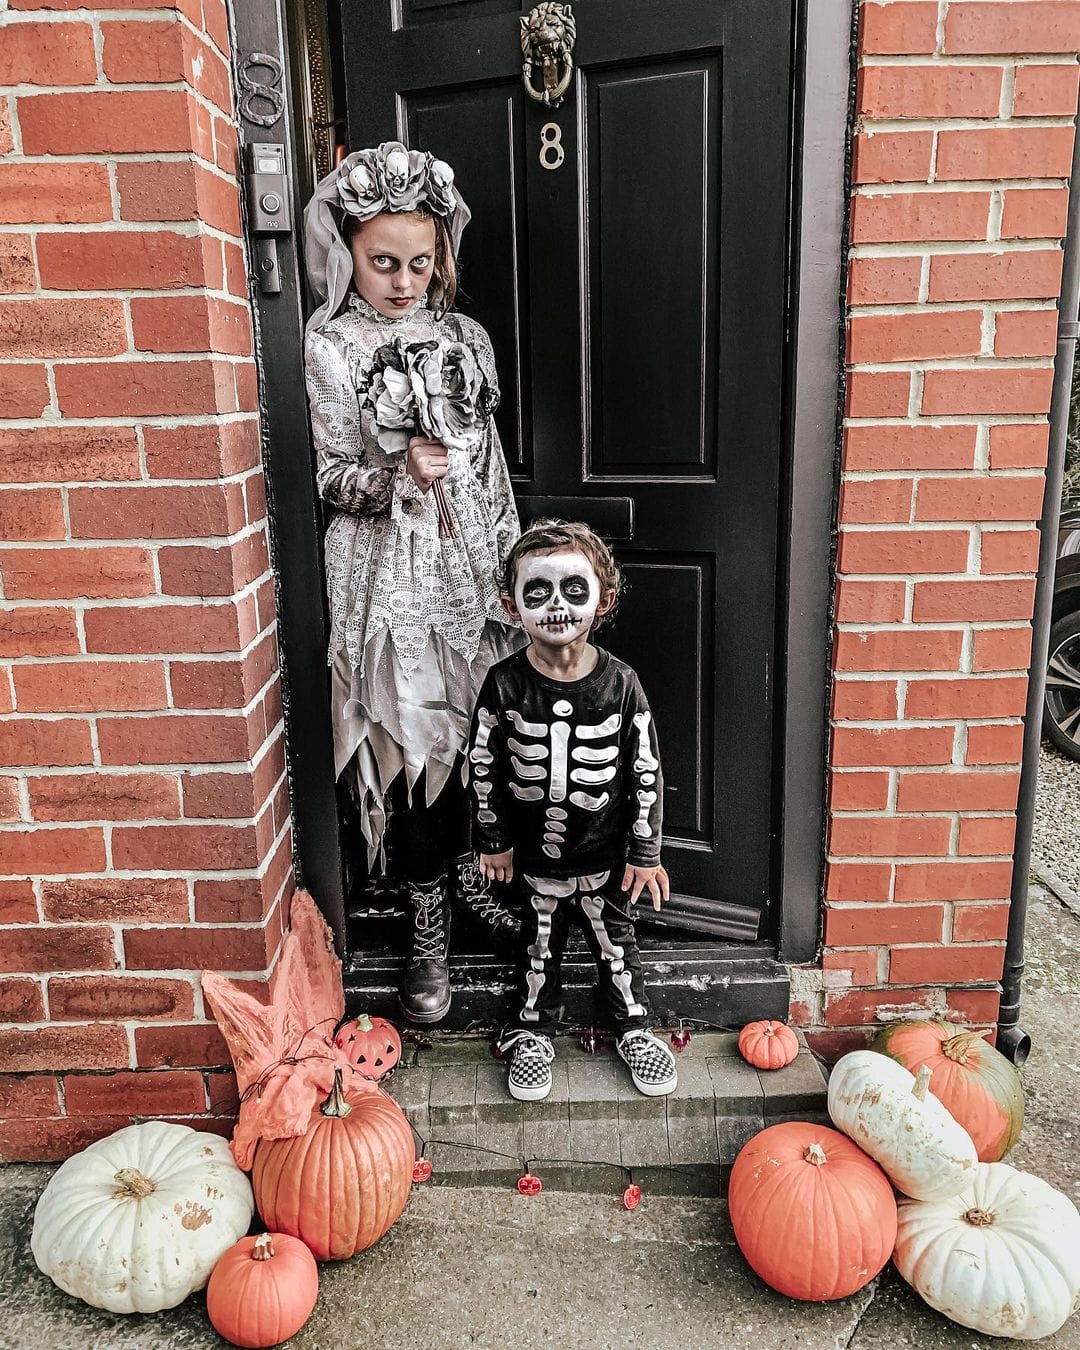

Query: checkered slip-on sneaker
[[616, 1028, 678, 1097], [499, 1030, 556, 1102]]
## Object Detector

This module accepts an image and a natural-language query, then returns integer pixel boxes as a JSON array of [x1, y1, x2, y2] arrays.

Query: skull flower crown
[[336, 140, 457, 222]]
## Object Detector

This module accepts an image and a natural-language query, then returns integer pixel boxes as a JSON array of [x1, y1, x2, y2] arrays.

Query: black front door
[[337, 0, 793, 953]]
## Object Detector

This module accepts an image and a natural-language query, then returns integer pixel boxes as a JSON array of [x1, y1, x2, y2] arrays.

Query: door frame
[[227, 0, 853, 969]]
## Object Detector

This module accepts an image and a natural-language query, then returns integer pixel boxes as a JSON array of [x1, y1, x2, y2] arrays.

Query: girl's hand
[[480, 849, 513, 884], [621, 863, 670, 912], [406, 436, 449, 491]]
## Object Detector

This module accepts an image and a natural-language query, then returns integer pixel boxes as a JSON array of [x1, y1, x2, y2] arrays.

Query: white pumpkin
[[31, 1121, 254, 1314], [828, 1050, 978, 1200], [894, 1162, 1080, 1340]]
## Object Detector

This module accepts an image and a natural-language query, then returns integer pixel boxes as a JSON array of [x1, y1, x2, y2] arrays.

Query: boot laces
[[411, 882, 447, 963], [455, 857, 518, 934]]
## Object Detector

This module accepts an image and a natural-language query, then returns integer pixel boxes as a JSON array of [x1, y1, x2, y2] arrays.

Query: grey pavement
[[1, 882, 1077, 1348]]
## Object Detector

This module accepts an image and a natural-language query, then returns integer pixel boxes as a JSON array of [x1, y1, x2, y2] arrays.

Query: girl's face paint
[[513, 550, 601, 649], [348, 212, 437, 319]]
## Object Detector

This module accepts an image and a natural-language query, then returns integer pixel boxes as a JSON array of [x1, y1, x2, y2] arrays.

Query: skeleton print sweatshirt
[[468, 647, 664, 878]]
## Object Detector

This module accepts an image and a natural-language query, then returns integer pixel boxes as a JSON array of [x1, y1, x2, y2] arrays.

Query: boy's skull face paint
[[514, 551, 601, 647]]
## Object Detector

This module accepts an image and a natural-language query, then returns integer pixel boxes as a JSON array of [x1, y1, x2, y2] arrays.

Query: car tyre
[[1043, 609, 1080, 762]]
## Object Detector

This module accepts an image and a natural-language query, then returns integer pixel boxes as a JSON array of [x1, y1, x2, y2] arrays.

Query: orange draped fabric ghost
[[202, 890, 383, 1170]]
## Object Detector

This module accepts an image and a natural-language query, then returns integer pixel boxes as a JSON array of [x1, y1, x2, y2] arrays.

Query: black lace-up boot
[[451, 851, 519, 945], [399, 874, 452, 1023]]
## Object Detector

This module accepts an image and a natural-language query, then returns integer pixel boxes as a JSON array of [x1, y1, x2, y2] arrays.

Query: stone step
[[383, 1030, 829, 1196]]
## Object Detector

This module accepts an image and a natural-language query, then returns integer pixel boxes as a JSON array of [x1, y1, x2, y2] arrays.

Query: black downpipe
[[997, 116, 1080, 1064]]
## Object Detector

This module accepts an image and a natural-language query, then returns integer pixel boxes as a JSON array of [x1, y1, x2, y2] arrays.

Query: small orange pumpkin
[[729, 1122, 897, 1301], [252, 1070, 415, 1261], [738, 1019, 799, 1070], [334, 1013, 402, 1080], [873, 1020, 1023, 1161], [206, 1233, 318, 1348]]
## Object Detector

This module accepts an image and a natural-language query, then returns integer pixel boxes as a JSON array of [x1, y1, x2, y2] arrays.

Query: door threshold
[[344, 945, 789, 1031]]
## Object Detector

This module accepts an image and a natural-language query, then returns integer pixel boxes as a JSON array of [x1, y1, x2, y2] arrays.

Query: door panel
[[338, 0, 792, 939], [607, 555, 715, 847], [408, 88, 533, 475], [585, 57, 720, 477]]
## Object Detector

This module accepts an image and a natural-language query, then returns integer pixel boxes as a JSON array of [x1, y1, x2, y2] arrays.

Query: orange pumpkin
[[738, 1019, 799, 1070], [252, 1070, 415, 1261], [873, 1020, 1023, 1162], [206, 1233, 318, 1348], [729, 1122, 897, 1301], [334, 1013, 402, 1080]]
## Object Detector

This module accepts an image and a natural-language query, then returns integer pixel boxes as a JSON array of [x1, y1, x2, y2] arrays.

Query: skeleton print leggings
[[512, 869, 650, 1034]]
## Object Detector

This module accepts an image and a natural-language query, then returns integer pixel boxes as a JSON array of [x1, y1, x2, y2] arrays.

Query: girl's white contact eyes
[[371, 256, 431, 271]]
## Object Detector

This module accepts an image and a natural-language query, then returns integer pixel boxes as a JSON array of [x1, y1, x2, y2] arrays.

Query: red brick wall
[[802, 1, 1080, 1056], [0, 0, 293, 1158]]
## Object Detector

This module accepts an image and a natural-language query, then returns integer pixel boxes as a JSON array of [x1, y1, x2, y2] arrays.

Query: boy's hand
[[621, 863, 670, 911], [480, 849, 514, 884]]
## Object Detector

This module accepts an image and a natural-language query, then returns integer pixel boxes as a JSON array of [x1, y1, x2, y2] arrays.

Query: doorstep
[[383, 1031, 828, 1196]]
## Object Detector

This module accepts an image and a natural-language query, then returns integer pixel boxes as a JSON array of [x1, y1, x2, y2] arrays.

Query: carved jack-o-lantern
[[333, 1014, 402, 1080]]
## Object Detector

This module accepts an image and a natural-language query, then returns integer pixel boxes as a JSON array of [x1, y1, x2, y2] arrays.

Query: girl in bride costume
[[303, 142, 525, 1022]]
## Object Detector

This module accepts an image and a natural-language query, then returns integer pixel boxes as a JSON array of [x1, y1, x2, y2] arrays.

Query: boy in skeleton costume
[[469, 521, 679, 1100]]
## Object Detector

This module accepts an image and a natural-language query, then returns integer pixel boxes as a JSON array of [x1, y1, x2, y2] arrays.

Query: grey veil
[[302, 142, 472, 334]]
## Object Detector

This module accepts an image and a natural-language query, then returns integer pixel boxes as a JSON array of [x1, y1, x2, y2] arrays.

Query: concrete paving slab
[[759, 1050, 830, 1126]]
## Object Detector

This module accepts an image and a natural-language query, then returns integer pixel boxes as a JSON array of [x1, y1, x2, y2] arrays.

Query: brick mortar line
[[847, 299, 1058, 314], [856, 115, 1075, 131], [0, 412, 260, 428], [834, 671, 1029, 680], [845, 357, 1053, 370], [853, 180, 1069, 196], [2, 220, 244, 247], [832, 763, 1020, 772], [859, 54, 1078, 69], [830, 807, 1017, 817], [842, 415, 1048, 426], [0, 518, 270, 547], [831, 714, 1023, 725], [3, 351, 256, 365], [834, 568, 1037, 578], [841, 521, 1038, 531], [849, 238, 1064, 254], [824, 854, 1013, 864]]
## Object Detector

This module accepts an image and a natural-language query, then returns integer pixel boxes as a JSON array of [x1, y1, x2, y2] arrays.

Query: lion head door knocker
[[521, 2, 577, 108]]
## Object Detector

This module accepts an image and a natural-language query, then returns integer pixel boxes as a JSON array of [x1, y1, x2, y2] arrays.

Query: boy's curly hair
[[497, 519, 622, 629]]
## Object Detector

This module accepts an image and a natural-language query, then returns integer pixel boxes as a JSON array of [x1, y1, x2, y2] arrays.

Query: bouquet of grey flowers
[[359, 336, 496, 538]]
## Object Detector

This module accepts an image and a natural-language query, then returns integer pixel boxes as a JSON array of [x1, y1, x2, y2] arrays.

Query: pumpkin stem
[[321, 1067, 353, 1118], [911, 1064, 932, 1101], [112, 1167, 156, 1199], [253, 1233, 275, 1261], [804, 1143, 828, 1167], [942, 1029, 987, 1064], [357, 1013, 373, 1033], [962, 1208, 996, 1227]]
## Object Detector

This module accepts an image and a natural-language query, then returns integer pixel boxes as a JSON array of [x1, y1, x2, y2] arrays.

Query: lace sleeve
[[305, 327, 394, 516]]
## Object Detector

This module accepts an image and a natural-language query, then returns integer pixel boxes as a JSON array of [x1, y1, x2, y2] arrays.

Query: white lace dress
[[305, 292, 526, 863]]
